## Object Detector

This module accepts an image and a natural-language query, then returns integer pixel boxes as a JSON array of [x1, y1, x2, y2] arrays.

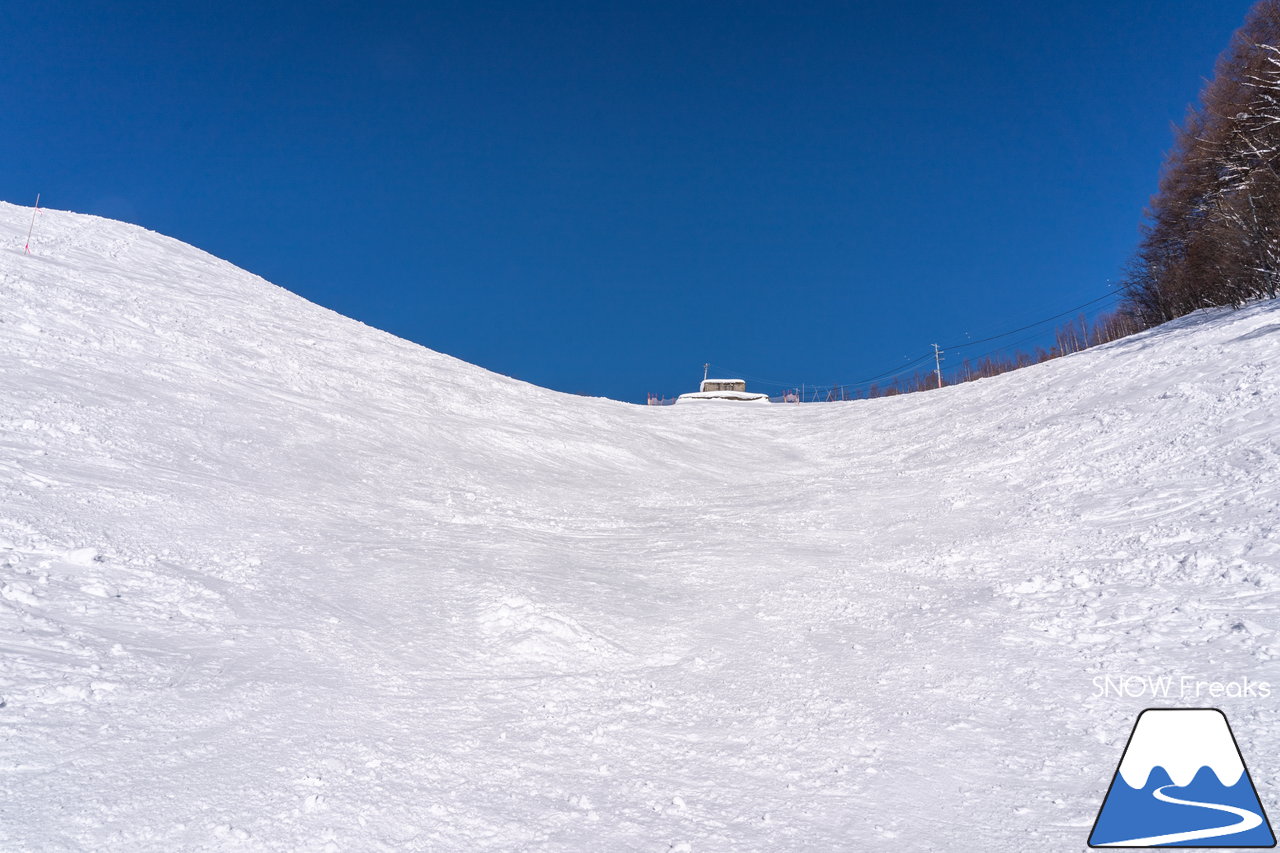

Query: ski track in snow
[[1, 202, 1279, 850]]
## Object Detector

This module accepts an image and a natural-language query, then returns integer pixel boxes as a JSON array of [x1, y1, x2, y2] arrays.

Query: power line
[[691, 287, 1131, 401], [718, 350, 938, 393], [848, 350, 936, 385], [823, 289, 1126, 394], [963, 328, 1074, 365], [941, 290, 1123, 350]]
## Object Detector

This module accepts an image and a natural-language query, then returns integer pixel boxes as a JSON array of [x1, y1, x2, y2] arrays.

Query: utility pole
[[702, 363, 709, 384], [24, 193, 40, 254], [933, 343, 944, 390]]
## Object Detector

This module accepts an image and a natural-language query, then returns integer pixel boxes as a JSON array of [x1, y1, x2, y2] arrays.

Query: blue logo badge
[[1090, 708, 1275, 847]]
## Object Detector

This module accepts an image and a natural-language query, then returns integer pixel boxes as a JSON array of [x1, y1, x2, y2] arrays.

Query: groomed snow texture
[[2, 203, 1279, 851]]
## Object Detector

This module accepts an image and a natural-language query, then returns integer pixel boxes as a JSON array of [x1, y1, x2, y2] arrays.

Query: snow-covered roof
[[677, 389, 769, 403]]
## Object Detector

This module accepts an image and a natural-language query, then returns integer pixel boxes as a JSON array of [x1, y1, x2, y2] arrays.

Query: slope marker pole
[[24, 193, 40, 254]]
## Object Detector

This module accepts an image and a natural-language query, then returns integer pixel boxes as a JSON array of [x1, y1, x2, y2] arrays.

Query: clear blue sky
[[2, 0, 1254, 401]]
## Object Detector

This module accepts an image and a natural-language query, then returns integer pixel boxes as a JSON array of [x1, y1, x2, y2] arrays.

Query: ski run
[[1, 202, 1278, 851]]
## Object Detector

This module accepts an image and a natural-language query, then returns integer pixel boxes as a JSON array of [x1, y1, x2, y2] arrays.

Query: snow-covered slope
[[2, 202, 1278, 852]]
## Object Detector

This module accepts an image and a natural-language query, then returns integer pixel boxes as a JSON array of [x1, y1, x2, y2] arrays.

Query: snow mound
[[478, 595, 630, 667]]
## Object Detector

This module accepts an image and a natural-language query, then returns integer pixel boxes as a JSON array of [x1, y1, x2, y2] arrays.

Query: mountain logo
[[1089, 708, 1276, 848]]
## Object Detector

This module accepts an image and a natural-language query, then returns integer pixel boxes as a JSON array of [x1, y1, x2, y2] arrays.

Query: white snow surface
[[1117, 709, 1245, 789], [2, 202, 1279, 851]]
